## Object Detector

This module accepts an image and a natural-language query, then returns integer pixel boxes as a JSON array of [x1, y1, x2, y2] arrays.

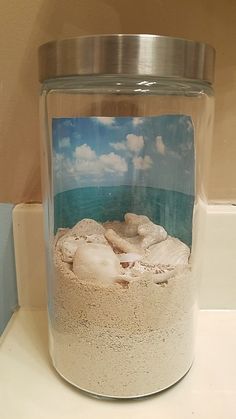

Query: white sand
[[50, 244, 196, 398]]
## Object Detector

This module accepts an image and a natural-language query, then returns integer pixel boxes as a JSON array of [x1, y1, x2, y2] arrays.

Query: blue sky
[[52, 115, 194, 195]]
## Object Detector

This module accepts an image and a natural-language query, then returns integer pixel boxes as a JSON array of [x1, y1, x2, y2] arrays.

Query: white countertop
[[0, 309, 236, 419]]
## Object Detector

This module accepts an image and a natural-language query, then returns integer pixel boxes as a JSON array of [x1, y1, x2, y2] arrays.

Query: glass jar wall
[[39, 35, 215, 398]]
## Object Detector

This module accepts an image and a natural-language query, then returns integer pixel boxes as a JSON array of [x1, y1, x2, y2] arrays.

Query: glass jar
[[38, 34, 215, 399]]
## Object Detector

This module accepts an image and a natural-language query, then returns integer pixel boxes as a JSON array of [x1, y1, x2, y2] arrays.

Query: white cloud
[[94, 117, 116, 126], [109, 133, 144, 154], [74, 151, 127, 176], [155, 136, 182, 159], [54, 153, 76, 179], [126, 134, 144, 153], [133, 155, 153, 170], [74, 144, 96, 160], [100, 153, 128, 173], [109, 141, 126, 151], [58, 137, 71, 148], [74, 159, 102, 175], [168, 150, 181, 159], [156, 136, 166, 155], [132, 117, 144, 126], [56, 144, 128, 181], [63, 120, 74, 127], [54, 152, 64, 171], [187, 119, 193, 132]]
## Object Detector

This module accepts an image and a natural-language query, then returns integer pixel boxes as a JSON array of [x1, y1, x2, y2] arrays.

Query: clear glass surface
[[40, 76, 214, 398]]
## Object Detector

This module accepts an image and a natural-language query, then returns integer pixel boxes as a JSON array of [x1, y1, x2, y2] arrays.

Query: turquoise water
[[54, 186, 194, 246]]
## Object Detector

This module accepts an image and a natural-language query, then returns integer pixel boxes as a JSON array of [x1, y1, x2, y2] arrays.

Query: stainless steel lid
[[38, 34, 215, 84]]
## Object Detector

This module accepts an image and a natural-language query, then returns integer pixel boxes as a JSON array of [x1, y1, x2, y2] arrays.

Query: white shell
[[59, 236, 85, 262], [124, 213, 150, 225], [73, 243, 121, 283], [124, 213, 150, 236], [138, 222, 167, 248], [85, 234, 108, 245], [144, 237, 190, 265], [117, 253, 142, 263], [59, 233, 108, 262], [54, 228, 70, 246], [71, 219, 105, 236], [105, 228, 142, 254]]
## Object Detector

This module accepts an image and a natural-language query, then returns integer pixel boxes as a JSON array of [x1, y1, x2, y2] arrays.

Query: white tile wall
[[0, 204, 18, 333], [12, 203, 236, 309], [13, 204, 47, 308]]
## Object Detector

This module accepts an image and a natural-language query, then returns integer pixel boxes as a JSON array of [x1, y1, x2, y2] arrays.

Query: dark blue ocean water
[[54, 186, 194, 246]]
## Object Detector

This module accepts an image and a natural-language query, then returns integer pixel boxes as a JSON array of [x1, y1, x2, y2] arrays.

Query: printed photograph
[[52, 115, 194, 245]]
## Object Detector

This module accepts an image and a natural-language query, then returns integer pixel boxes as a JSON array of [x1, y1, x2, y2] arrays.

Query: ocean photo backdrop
[[52, 115, 194, 246]]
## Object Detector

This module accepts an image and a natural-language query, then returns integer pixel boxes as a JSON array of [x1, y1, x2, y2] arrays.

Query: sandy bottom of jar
[[49, 256, 197, 398], [50, 343, 194, 399], [49, 323, 195, 399]]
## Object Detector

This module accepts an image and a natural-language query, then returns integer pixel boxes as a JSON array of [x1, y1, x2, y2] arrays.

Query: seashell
[[117, 253, 142, 263], [123, 224, 139, 237], [73, 243, 121, 283], [149, 269, 175, 284], [103, 221, 125, 235], [118, 252, 143, 268], [130, 261, 175, 284], [105, 228, 142, 254], [54, 228, 70, 246], [144, 237, 190, 265], [71, 219, 105, 237], [124, 213, 151, 236], [125, 235, 143, 247], [138, 222, 167, 249], [124, 213, 150, 225], [85, 234, 108, 245], [59, 236, 85, 262]]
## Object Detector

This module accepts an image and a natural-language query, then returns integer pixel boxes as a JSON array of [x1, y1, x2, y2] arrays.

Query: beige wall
[[0, 0, 235, 203]]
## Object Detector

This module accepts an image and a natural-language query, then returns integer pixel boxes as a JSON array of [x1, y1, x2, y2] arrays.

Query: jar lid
[[38, 34, 215, 84]]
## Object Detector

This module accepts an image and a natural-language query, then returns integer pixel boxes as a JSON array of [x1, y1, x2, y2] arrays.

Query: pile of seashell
[[55, 213, 190, 286]]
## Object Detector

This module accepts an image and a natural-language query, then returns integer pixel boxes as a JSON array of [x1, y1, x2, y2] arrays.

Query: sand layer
[[49, 249, 196, 398]]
